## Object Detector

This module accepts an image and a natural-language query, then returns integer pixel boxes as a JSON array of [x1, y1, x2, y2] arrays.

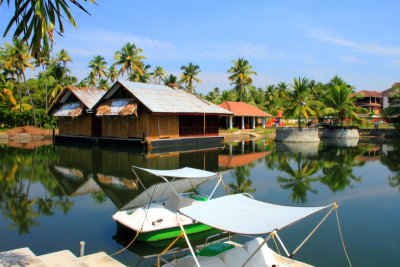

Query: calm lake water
[[0, 138, 399, 266]]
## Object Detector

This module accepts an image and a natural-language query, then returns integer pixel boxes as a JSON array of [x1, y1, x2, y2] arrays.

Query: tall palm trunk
[[42, 64, 48, 110], [22, 72, 37, 127]]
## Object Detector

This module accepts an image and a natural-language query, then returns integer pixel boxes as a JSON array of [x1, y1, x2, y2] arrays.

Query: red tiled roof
[[354, 90, 383, 98], [219, 101, 272, 117], [218, 151, 271, 168]]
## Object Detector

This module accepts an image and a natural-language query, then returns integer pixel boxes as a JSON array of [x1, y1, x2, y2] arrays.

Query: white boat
[[112, 166, 224, 242], [160, 194, 346, 267]]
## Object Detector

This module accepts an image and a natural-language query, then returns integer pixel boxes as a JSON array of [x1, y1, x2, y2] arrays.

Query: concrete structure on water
[[275, 127, 320, 142], [218, 101, 272, 129], [49, 82, 232, 149]]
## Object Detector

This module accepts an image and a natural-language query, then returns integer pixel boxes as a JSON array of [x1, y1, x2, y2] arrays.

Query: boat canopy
[[133, 166, 219, 179], [120, 177, 212, 209], [178, 194, 333, 235]]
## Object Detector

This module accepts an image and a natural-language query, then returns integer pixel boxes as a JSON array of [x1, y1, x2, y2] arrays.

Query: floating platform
[[0, 247, 125, 267], [55, 135, 224, 151]]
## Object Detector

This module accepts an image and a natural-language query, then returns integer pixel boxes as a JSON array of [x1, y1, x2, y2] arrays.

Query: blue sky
[[1, 0, 399, 94]]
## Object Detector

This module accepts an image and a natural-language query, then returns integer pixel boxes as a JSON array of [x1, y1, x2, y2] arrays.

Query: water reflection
[[380, 142, 400, 191], [1, 139, 399, 266]]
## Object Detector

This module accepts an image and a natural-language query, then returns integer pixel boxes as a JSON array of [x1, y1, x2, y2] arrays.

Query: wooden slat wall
[[169, 115, 179, 138], [159, 115, 170, 138]]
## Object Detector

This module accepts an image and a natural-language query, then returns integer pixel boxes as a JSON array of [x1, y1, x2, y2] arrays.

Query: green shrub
[[0, 108, 57, 129]]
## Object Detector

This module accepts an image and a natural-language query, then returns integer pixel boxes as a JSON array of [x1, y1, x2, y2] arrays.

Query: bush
[[226, 127, 238, 133], [0, 108, 57, 129]]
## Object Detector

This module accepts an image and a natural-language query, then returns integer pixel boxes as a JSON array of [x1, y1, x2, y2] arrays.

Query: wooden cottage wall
[[58, 115, 92, 136], [99, 112, 179, 140]]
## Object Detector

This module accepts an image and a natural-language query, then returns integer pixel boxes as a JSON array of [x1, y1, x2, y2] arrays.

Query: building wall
[[100, 111, 179, 139], [58, 115, 92, 136]]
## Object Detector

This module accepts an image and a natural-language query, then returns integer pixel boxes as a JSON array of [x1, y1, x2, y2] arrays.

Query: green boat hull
[[116, 221, 213, 242], [137, 223, 213, 242]]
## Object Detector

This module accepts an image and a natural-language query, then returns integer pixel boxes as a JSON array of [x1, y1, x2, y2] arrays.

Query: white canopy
[[133, 166, 219, 179], [120, 177, 212, 209], [179, 194, 332, 235]]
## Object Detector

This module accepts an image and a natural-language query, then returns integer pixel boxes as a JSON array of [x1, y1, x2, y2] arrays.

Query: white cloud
[[339, 56, 366, 64], [308, 29, 400, 56]]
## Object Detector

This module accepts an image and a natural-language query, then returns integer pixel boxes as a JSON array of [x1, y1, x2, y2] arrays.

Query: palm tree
[[107, 65, 118, 83], [56, 49, 72, 81], [88, 55, 107, 82], [276, 82, 289, 98], [85, 72, 97, 88], [152, 66, 166, 84], [285, 77, 322, 128], [4, 40, 37, 127], [164, 74, 179, 89], [128, 64, 152, 83], [113, 42, 145, 77], [180, 62, 202, 94], [2, 0, 95, 57], [227, 57, 257, 102], [228, 164, 256, 194], [98, 78, 110, 90], [34, 47, 51, 110], [323, 81, 366, 125], [220, 90, 238, 102], [383, 84, 400, 128]]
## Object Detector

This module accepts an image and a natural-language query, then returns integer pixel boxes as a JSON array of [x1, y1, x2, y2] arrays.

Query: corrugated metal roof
[[53, 102, 82, 117], [118, 81, 233, 115], [68, 86, 106, 109]]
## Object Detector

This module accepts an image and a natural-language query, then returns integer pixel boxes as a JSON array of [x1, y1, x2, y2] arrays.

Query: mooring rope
[[111, 184, 157, 257], [271, 232, 286, 266], [335, 208, 353, 267]]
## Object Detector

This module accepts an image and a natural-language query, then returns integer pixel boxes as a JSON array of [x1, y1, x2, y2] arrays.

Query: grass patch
[[255, 127, 276, 135]]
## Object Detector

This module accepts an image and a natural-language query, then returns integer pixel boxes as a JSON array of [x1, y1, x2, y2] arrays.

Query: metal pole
[[80, 241, 85, 257], [274, 232, 290, 257], [292, 205, 335, 256], [177, 213, 201, 267]]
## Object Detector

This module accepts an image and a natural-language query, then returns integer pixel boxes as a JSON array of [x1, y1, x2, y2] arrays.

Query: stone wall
[[320, 128, 359, 139], [359, 129, 399, 138], [275, 127, 320, 142]]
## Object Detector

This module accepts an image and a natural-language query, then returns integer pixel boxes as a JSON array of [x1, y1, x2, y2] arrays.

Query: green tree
[[107, 65, 118, 83], [56, 49, 72, 82], [383, 84, 400, 128], [285, 77, 322, 128], [128, 64, 152, 83], [1, 0, 96, 57], [227, 57, 257, 102], [180, 62, 202, 94], [88, 55, 107, 82], [323, 79, 366, 125], [164, 74, 179, 89], [4, 40, 37, 126], [114, 42, 145, 77], [34, 47, 51, 110], [152, 66, 166, 85]]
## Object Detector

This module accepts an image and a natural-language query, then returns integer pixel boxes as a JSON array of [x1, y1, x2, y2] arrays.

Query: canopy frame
[[131, 165, 223, 206], [162, 194, 338, 267]]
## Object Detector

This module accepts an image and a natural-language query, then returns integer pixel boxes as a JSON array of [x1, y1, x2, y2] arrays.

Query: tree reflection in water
[[228, 163, 256, 194], [380, 142, 400, 191], [264, 142, 371, 204], [0, 145, 74, 234]]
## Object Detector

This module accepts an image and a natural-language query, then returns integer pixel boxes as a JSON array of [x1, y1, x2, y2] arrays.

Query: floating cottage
[[50, 82, 232, 149], [48, 86, 106, 137]]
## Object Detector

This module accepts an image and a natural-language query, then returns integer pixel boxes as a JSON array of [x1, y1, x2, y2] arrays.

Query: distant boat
[[160, 194, 344, 267], [112, 166, 224, 242]]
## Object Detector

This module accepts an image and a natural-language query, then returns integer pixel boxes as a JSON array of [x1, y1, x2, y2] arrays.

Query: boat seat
[[164, 194, 196, 211], [243, 237, 276, 267], [219, 247, 249, 267], [162, 255, 195, 267], [194, 256, 226, 267]]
